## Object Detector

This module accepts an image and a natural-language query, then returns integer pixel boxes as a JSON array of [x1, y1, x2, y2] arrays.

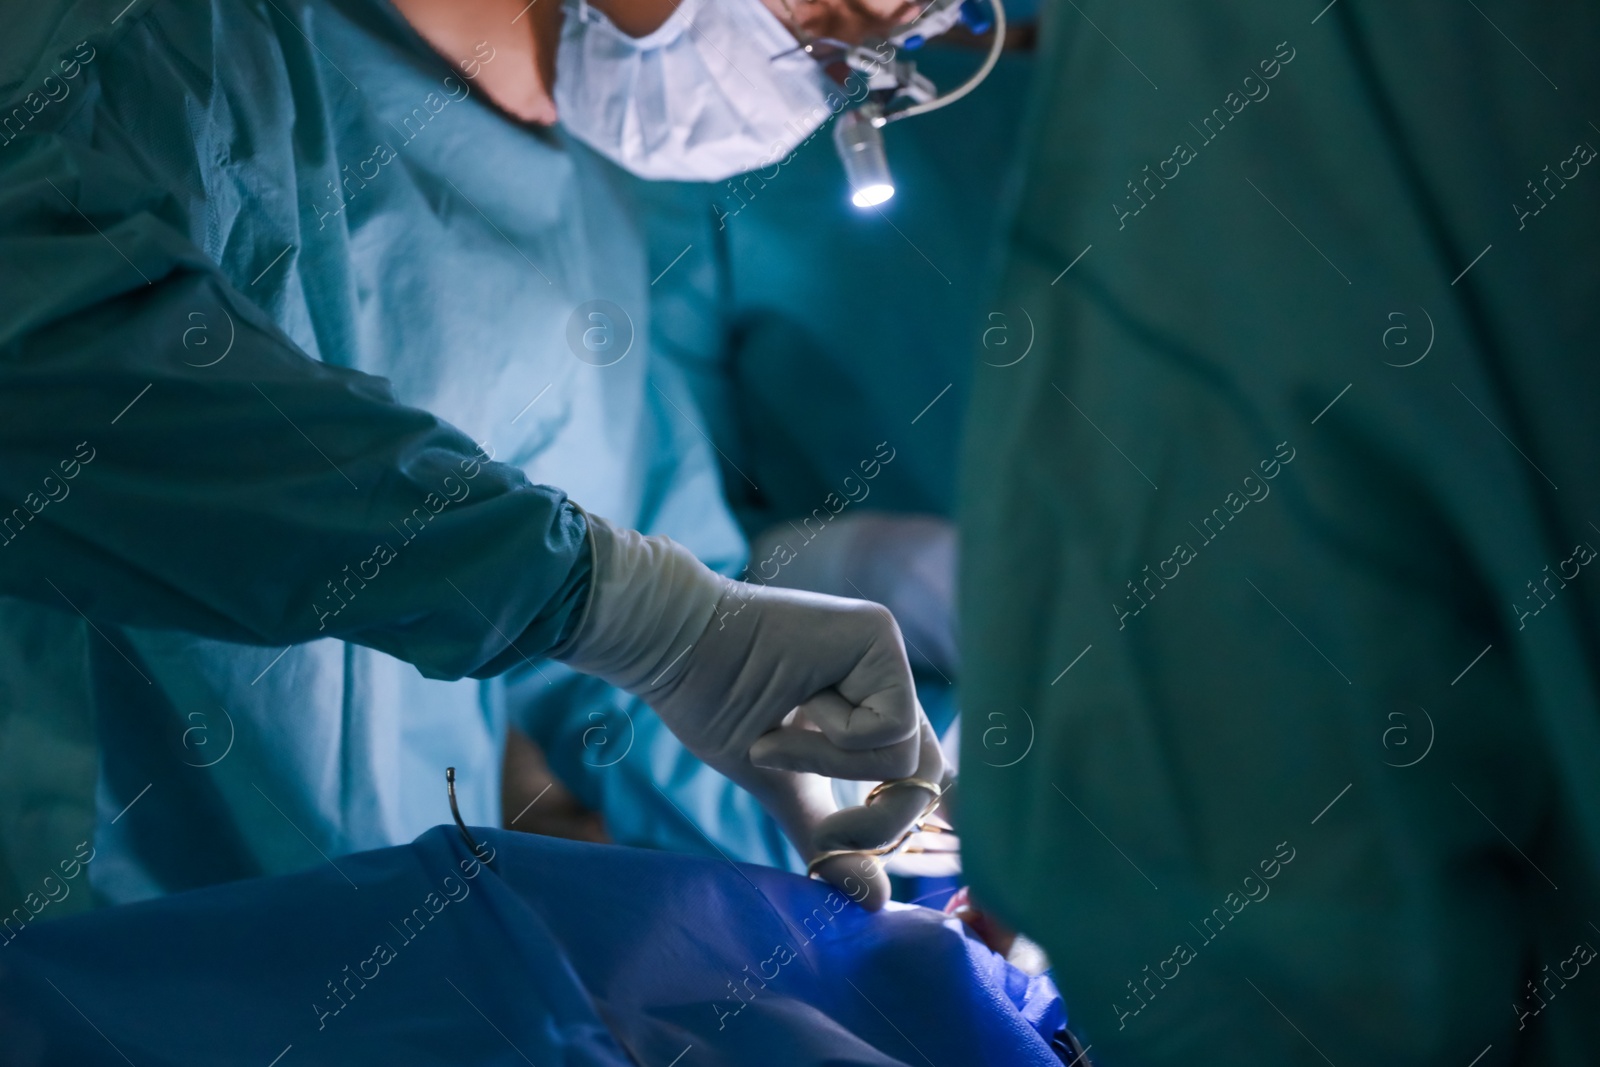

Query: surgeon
[[0, 0, 946, 918], [960, 0, 1600, 1063]]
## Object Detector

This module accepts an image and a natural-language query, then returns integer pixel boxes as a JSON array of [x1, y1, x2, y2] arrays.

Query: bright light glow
[[851, 183, 895, 208]]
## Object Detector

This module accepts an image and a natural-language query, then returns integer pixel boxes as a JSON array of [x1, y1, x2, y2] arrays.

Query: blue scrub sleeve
[[0, 133, 590, 681]]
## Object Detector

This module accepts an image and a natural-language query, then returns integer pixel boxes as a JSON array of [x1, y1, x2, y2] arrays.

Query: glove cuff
[[551, 508, 724, 696]]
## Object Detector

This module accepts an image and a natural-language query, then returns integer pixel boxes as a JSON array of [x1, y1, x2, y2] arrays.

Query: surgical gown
[[0, 0, 770, 913], [960, 1, 1600, 1063]]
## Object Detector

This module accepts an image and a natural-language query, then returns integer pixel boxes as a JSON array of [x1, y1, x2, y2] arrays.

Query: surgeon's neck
[[387, 0, 678, 126]]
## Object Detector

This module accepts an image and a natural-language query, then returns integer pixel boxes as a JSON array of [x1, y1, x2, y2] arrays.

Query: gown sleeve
[[0, 123, 590, 682]]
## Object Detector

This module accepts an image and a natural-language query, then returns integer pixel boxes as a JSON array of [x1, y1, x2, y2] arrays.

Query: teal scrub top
[[0, 0, 758, 911]]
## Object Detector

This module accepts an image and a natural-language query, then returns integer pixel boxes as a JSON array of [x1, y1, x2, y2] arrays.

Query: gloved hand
[[749, 512, 958, 680], [554, 510, 945, 908]]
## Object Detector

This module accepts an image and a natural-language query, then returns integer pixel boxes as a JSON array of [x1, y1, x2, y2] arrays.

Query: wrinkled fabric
[[0, 827, 1071, 1066], [960, 2, 1600, 1063], [0, 0, 749, 910]]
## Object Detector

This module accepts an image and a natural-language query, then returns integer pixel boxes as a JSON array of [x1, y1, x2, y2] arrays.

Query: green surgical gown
[[0, 0, 771, 912], [961, 1, 1600, 1063]]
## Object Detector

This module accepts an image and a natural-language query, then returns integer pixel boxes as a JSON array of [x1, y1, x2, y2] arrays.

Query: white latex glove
[[749, 512, 958, 679], [555, 510, 946, 908]]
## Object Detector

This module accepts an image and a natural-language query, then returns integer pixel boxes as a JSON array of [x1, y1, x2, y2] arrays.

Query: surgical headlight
[[833, 111, 895, 207], [800, 0, 1008, 209]]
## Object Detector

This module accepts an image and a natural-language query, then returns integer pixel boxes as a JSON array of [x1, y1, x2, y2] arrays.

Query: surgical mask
[[555, 0, 832, 182]]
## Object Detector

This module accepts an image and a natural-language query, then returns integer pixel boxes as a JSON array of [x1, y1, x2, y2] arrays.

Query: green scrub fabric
[[629, 47, 1037, 533], [0, 0, 766, 911], [960, 1, 1600, 1063]]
